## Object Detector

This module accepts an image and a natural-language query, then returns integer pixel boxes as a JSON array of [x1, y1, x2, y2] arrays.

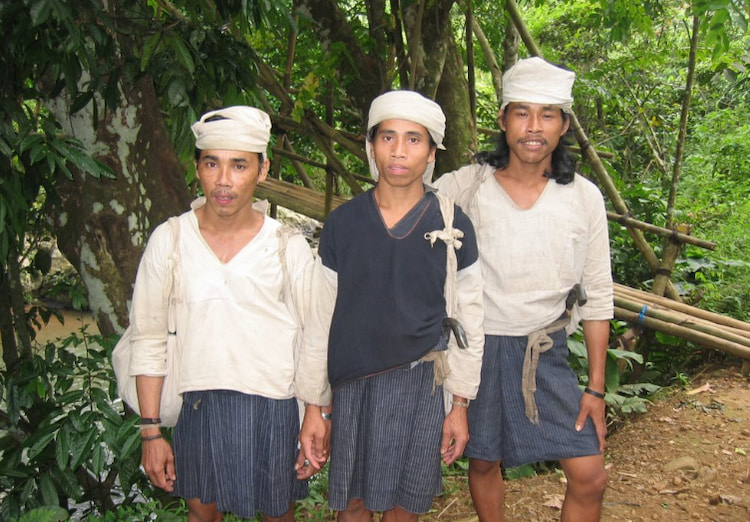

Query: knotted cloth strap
[[522, 315, 570, 424], [424, 193, 463, 321], [424, 192, 464, 389], [419, 350, 450, 390]]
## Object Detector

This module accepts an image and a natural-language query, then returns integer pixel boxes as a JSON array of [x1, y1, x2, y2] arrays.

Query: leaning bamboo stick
[[614, 307, 750, 360], [614, 283, 750, 333], [614, 296, 750, 348]]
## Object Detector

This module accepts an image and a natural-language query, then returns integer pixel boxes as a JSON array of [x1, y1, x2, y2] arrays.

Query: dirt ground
[[427, 363, 750, 521]]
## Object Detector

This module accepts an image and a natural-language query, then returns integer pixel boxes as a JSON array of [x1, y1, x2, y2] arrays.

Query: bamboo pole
[[652, 234, 683, 297], [614, 296, 750, 348], [614, 283, 750, 333], [608, 212, 715, 250], [615, 295, 750, 342], [255, 177, 346, 222], [614, 307, 750, 360]]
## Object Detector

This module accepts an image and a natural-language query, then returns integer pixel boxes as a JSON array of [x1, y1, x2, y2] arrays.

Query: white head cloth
[[366, 90, 446, 183], [501, 57, 575, 113], [191, 106, 272, 154]]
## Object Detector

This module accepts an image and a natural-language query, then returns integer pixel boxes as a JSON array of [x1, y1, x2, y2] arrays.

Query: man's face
[[370, 119, 436, 189], [499, 102, 570, 167], [195, 149, 269, 219]]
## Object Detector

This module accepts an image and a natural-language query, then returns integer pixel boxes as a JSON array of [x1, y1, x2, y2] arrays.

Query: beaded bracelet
[[584, 387, 606, 399], [451, 399, 469, 408], [141, 433, 164, 442]]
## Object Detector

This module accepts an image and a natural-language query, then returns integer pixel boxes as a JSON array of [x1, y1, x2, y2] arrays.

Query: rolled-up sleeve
[[580, 191, 614, 322], [444, 260, 485, 399]]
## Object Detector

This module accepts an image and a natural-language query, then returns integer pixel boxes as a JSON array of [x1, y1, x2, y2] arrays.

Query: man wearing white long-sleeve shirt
[[434, 57, 613, 522], [130, 106, 330, 522]]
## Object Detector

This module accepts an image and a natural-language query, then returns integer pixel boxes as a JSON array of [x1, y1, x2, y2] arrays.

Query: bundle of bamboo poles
[[614, 283, 750, 359]]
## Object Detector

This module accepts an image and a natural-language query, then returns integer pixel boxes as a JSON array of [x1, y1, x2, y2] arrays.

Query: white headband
[[191, 106, 272, 153], [501, 57, 575, 113], [366, 90, 446, 183]]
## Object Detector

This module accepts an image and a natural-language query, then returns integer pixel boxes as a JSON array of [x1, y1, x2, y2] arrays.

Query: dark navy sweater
[[319, 189, 478, 390]]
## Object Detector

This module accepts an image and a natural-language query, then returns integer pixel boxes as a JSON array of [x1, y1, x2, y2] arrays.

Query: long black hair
[[474, 111, 577, 185]]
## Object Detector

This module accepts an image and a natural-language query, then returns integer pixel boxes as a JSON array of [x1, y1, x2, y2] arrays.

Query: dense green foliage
[[1, 0, 749, 518]]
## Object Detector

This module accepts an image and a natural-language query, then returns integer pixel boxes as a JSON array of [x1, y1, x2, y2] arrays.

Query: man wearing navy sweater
[[305, 90, 485, 522]]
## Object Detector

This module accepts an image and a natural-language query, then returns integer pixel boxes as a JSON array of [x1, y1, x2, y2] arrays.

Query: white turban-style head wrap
[[191, 106, 272, 155], [366, 90, 446, 183], [501, 57, 575, 114]]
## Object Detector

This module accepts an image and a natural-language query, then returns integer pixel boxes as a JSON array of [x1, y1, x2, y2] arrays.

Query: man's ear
[[257, 157, 270, 182], [561, 113, 571, 135], [497, 109, 506, 132], [428, 145, 437, 164]]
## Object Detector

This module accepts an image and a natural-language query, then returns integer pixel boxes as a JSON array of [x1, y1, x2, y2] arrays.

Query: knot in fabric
[[522, 316, 570, 424], [424, 228, 464, 250]]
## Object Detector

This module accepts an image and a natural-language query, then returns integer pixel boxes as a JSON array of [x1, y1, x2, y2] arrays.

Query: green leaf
[[0, 466, 31, 479], [70, 90, 95, 114], [605, 356, 621, 392], [38, 473, 59, 507], [27, 429, 57, 461], [57, 389, 85, 404], [504, 464, 537, 480], [607, 349, 643, 363], [18, 505, 69, 522], [28, 0, 53, 26], [91, 443, 106, 475], [50, 466, 82, 499], [567, 337, 587, 358], [70, 430, 97, 470], [20, 476, 36, 502], [169, 35, 195, 74], [141, 33, 163, 72], [55, 427, 70, 470], [120, 429, 142, 459]]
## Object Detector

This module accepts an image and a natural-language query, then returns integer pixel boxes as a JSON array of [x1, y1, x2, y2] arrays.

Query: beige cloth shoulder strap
[[423, 192, 465, 390], [425, 192, 463, 321]]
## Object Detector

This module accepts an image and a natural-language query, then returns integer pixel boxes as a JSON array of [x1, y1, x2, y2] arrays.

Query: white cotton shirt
[[434, 164, 614, 336], [127, 203, 330, 405]]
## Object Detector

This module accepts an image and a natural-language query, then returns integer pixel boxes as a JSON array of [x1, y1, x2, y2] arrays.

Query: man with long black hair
[[434, 57, 613, 521]]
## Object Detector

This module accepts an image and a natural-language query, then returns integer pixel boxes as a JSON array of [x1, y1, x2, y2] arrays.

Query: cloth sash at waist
[[389, 335, 449, 393], [522, 312, 572, 424]]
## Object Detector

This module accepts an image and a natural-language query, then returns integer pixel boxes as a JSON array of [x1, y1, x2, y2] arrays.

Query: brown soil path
[[428, 364, 750, 521]]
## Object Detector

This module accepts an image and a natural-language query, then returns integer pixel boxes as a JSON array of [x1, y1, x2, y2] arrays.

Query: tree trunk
[[409, 0, 473, 174], [473, 18, 504, 106], [47, 76, 191, 336]]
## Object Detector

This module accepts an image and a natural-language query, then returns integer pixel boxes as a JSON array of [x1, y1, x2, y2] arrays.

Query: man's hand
[[141, 436, 176, 492], [440, 403, 469, 465], [297, 404, 331, 476], [575, 392, 607, 453]]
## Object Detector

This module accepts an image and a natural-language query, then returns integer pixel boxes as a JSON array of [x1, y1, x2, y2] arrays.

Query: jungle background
[[1, 0, 750, 520]]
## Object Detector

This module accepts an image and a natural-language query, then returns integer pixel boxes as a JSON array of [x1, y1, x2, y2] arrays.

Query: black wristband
[[139, 417, 162, 425], [141, 433, 164, 442], [584, 387, 606, 399]]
